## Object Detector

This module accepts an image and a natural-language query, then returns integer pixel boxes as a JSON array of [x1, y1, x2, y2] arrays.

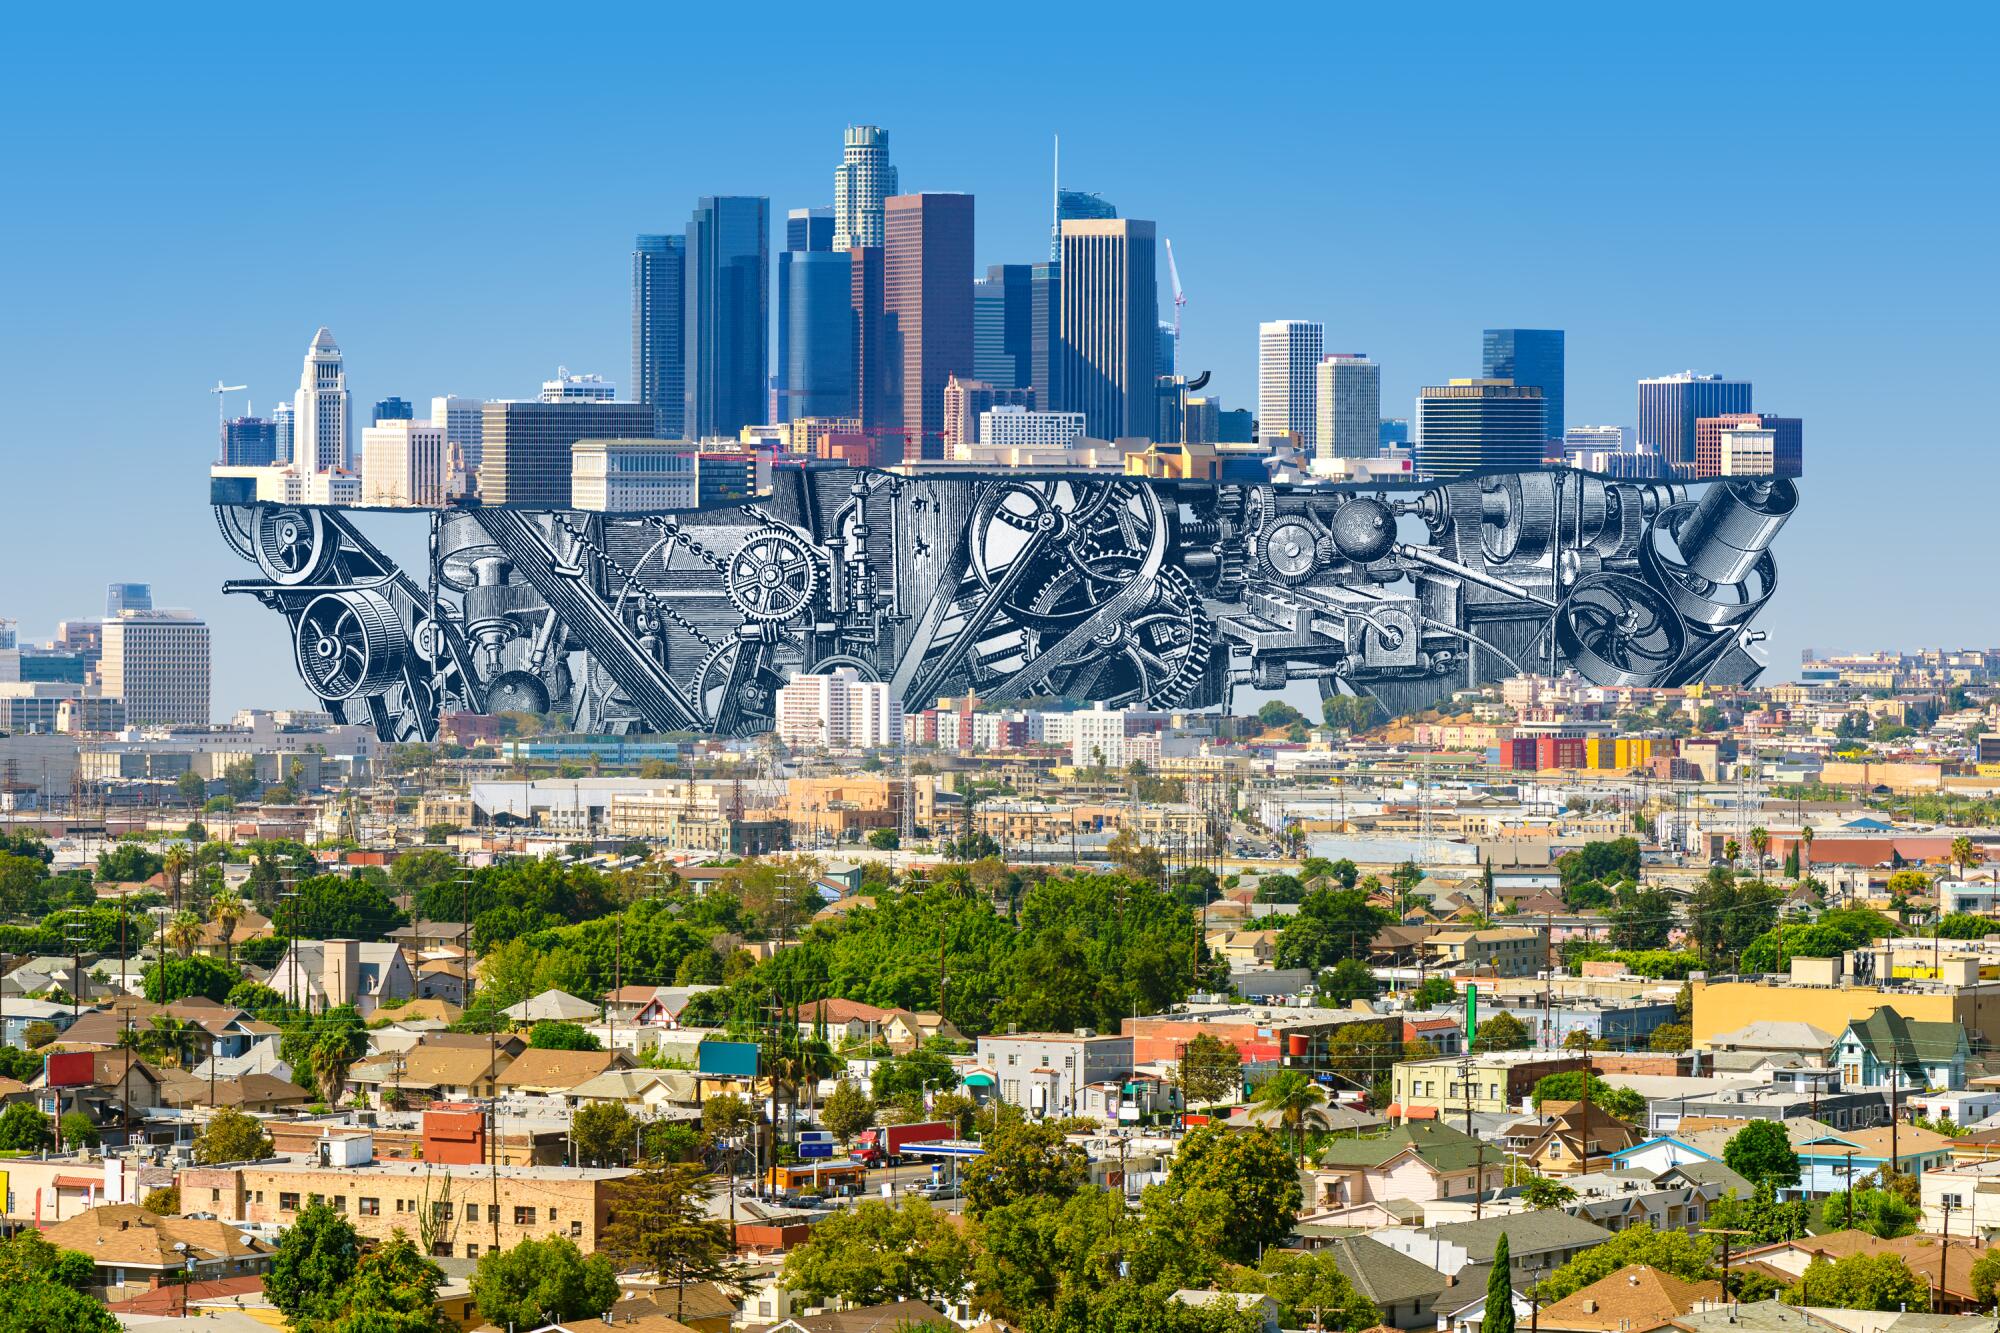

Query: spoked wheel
[[1554, 572, 1687, 687]]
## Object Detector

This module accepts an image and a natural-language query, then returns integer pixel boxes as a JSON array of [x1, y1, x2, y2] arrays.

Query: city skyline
[[1, 9, 1989, 712]]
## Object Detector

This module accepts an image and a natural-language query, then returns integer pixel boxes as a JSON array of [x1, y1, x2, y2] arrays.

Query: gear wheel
[[726, 526, 821, 624], [1021, 566, 1212, 709], [1259, 517, 1321, 582]]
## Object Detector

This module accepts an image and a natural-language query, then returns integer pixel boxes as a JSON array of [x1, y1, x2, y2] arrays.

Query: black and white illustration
[[214, 468, 1795, 741]]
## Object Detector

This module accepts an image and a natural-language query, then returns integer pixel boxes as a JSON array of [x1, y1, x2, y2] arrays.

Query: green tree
[[1487, 1234, 1517, 1333], [867, 828, 899, 851], [1533, 1225, 1716, 1302], [1970, 1247, 2000, 1308], [1649, 1022, 1693, 1052], [872, 1042, 961, 1104], [1175, 1032, 1244, 1106], [1473, 1011, 1531, 1051], [1320, 958, 1380, 1005], [1274, 889, 1392, 972], [1412, 975, 1458, 1009], [782, 1197, 972, 1307], [1785, 1253, 1925, 1311], [1707, 1181, 1811, 1243], [1248, 1070, 1327, 1165], [571, 1101, 637, 1166], [0, 1281, 119, 1333], [263, 1198, 361, 1327], [820, 1079, 876, 1141], [318, 1230, 452, 1333], [470, 1235, 619, 1330], [1158, 1124, 1302, 1262], [96, 842, 164, 884], [196, 1106, 276, 1164], [962, 1118, 1090, 1218], [1251, 1249, 1381, 1332], [1723, 1120, 1801, 1189], [0, 1103, 54, 1151], [1558, 840, 1641, 890], [1818, 1186, 1918, 1238], [1522, 1177, 1580, 1210], [0, 1231, 96, 1291], [141, 953, 240, 1004], [142, 1185, 182, 1216], [529, 1020, 602, 1051], [600, 1162, 735, 1322], [57, 1111, 98, 1150], [1607, 887, 1676, 950]]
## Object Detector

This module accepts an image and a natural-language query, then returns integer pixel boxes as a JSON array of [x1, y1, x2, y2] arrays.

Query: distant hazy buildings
[[360, 419, 447, 507], [833, 125, 896, 252], [101, 609, 210, 726], [884, 193, 975, 461], [1058, 218, 1158, 440], [293, 327, 350, 473], [1637, 371, 1751, 472], [571, 439, 697, 511], [1258, 321, 1323, 452], [944, 376, 1035, 459], [776, 667, 901, 749], [431, 395, 485, 476], [1483, 329, 1565, 443], [371, 397, 414, 423], [1314, 353, 1379, 462], [685, 195, 770, 440], [1414, 380, 1547, 479], [541, 371, 615, 403], [1563, 424, 1630, 457], [272, 400, 294, 463], [632, 233, 686, 439], [478, 400, 656, 507], [1052, 188, 1117, 262]]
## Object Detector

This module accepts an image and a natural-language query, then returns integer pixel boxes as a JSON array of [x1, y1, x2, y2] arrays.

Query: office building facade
[[477, 401, 656, 508], [684, 196, 770, 440], [787, 206, 834, 253], [106, 584, 151, 617], [293, 326, 350, 473], [1414, 380, 1548, 480], [883, 193, 975, 462], [631, 234, 686, 440], [222, 416, 278, 467], [777, 209, 839, 424], [541, 371, 615, 403], [1482, 329, 1565, 444], [943, 376, 1035, 458], [849, 245, 893, 436], [372, 397, 414, 423], [1695, 412, 1802, 479], [360, 419, 447, 507], [1058, 219, 1158, 440], [974, 263, 1034, 389], [431, 396, 485, 475], [979, 407, 1085, 450], [1636, 372, 1752, 471], [1051, 187, 1117, 261], [1314, 354, 1380, 462], [1259, 320, 1324, 452], [1029, 262, 1061, 413], [833, 125, 896, 251], [272, 400, 294, 463], [571, 439, 698, 512], [780, 250, 855, 423], [101, 610, 210, 726]]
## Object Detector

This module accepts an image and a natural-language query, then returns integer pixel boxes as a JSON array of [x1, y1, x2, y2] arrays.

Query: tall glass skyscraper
[[1052, 188, 1117, 262], [783, 251, 855, 421], [684, 197, 769, 439], [884, 193, 975, 462], [1636, 371, 1752, 471], [973, 263, 1034, 390], [633, 234, 686, 439], [1482, 329, 1565, 444], [778, 209, 838, 424], [1030, 262, 1061, 412], [1058, 218, 1158, 440]]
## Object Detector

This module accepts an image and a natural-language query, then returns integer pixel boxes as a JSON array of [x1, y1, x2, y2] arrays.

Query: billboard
[[215, 469, 1794, 739], [698, 1040, 760, 1079], [45, 1051, 95, 1088]]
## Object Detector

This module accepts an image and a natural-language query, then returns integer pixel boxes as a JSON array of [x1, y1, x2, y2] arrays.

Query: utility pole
[[1701, 1227, 1752, 1305]]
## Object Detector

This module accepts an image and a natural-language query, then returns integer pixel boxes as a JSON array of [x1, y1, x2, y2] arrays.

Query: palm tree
[[162, 846, 191, 914], [208, 891, 249, 968], [1801, 826, 1816, 877], [1723, 838, 1741, 870], [1749, 827, 1770, 883], [164, 910, 204, 958], [1249, 1069, 1327, 1165], [1951, 836, 1977, 880], [142, 1015, 199, 1069]]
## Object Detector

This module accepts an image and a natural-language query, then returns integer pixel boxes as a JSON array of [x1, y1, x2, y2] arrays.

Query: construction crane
[[210, 380, 247, 428], [1163, 238, 1187, 341]]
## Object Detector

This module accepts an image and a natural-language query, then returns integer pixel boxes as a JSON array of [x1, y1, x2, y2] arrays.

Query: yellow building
[[1691, 957, 2000, 1050]]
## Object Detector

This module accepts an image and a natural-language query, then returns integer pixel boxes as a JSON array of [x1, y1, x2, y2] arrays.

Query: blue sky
[[1, 5, 1992, 713]]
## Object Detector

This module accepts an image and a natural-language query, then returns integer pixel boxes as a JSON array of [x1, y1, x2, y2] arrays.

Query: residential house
[[1525, 1100, 1643, 1177], [1919, 1159, 2000, 1236], [974, 1031, 1135, 1118], [1392, 1051, 1586, 1118], [1422, 927, 1547, 978], [34, 1050, 164, 1127], [0, 996, 78, 1046], [1372, 1211, 1613, 1284], [742, 1300, 952, 1333], [269, 939, 416, 1016], [40, 1203, 272, 1302], [503, 989, 599, 1024], [495, 1048, 635, 1097], [385, 920, 472, 952], [347, 1034, 520, 1103], [1534, 1264, 1721, 1333], [193, 908, 273, 960], [1794, 1123, 1954, 1196], [1835, 1007, 1969, 1091], [562, 1067, 701, 1115], [1206, 929, 1281, 968], [155, 1070, 314, 1113], [632, 986, 718, 1028], [1736, 1231, 1998, 1314], [1171, 1291, 1281, 1333], [1562, 1169, 1721, 1235], [1703, 1021, 1839, 1066], [1310, 1122, 1507, 1213], [1317, 1234, 1456, 1330]]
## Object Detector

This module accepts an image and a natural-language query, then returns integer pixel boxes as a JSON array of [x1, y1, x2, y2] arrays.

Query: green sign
[[1465, 983, 1478, 1041]]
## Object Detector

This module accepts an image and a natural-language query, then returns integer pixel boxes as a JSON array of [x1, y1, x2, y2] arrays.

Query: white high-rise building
[[1258, 320, 1323, 450], [293, 327, 351, 473], [571, 439, 698, 512], [775, 668, 901, 749], [1563, 425, 1631, 458], [540, 370, 617, 402], [431, 395, 485, 472], [1069, 703, 1129, 769], [359, 419, 447, 507], [101, 610, 210, 726], [272, 399, 295, 464], [1315, 353, 1381, 463], [978, 406, 1086, 449], [832, 125, 897, 251]]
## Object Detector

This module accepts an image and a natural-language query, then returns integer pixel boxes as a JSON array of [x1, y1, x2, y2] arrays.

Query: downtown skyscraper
[[632, 233, 686, 438], [1258, 320, 1324, 451], [1315, 353, 1381, 462], [1637, 370, 1752, 471], [293, 326, 350, 473], [833, 125, 896, 251], [684, 196, 770, 440], [1482, 329, 1565, 444], [778, 208, 853, 423], [1058, 218, 1157, 440], [884, 193, 975, 462]]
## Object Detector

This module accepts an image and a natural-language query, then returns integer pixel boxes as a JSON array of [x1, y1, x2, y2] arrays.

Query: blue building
[[1379, 418, 1410, 447], [372, 397, 415, 423], [974, 263, 1035, 390], [1636, 371, 1752, 472], [632, 233, 686, 439], [684, 196, 769, 440], [222, 415, 278, 466], [781, 251, 855, 422], [1482, 329, 1565, 444]]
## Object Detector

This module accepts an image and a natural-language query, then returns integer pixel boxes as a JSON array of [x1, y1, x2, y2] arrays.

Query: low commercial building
[[1423, 927, 1547, 978], [974, 1031, 1135, 1119], [1391, 1050, 1586, 1118]]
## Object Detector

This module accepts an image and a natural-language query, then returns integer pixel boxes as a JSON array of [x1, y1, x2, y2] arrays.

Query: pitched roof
[[1652, 1158, 1753, 1197], [1322, 1235, 1454, 1306], [766, 1299, 950, 1332], [42, 1204, 269, 1268], [495, 1047, 631, 1091], [1421, 1209, 1613, 1259], [501, 988, 597, 1022], [1844, 1007, 1967, 1067], [1316, 1121, 1491, 1173], [1538, 1265, 1722, 1333]]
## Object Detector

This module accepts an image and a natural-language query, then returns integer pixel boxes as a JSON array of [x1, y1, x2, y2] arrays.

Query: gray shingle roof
[[1322, 1235, 1454, 1307], [1419, 1210, 1612, 1259]]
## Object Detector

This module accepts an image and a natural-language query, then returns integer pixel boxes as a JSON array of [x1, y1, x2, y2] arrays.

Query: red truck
[[849, 1120, 952, 1166]]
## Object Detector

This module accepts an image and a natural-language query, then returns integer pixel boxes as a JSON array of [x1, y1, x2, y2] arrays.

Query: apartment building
[[974, 1031, 1135, 1118]]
